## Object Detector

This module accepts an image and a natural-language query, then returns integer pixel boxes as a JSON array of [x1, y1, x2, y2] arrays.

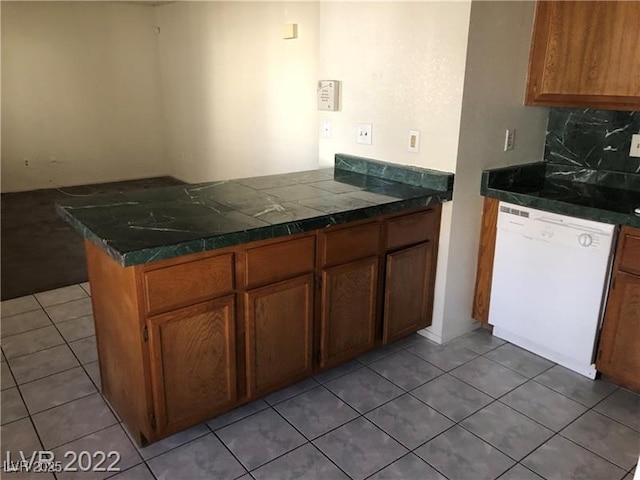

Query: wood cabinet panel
[[618, 230, 640, 276], [143, 254, 234, 316], [526, 1, 640, 110], [148, 297, 236, 435], [385, 208, 438, 251], [86, 241, 153, 445], [472, 197, 500, 323], [245, 275, 314, 397], [383, 242, 433, 343], [320, 257, 378, 368], [597, 271, 640, 391], [321, 222, 380, 267], [245, 236, 315, 288]]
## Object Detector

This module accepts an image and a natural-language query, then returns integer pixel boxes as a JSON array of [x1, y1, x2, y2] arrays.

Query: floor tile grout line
[[262, 377, 322, 408], [12, 363, 87, 389], [478, 346, 557, 380], [528, 375, 619, 409], [0, 315, 54, 341], [366, 349, 448, 391], [401, 342, 483, 375], [32, 290, 91, 311], [588, 388, 640, 433], [202, 420, 251, 476], [23, 389, 100, 420], [456, 412, 553, 465], [131, 425, 210, 464], [500, 462, 543, 480], [266, 399, 355, 478], [555, 407, 639, 472], [2, 337, 67, 362], [554, 431, 633, 473], [491, 397, 580, 434], [0, 307, 42, 319], [210, 414, 288, 478]]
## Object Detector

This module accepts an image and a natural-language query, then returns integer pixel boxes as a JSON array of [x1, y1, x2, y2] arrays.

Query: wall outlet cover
[[356, 123, 372, 145], [630, 134, 640, 158]]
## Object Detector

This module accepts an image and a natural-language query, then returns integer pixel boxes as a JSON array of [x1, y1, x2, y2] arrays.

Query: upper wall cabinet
[[525, 1, 640, 111]]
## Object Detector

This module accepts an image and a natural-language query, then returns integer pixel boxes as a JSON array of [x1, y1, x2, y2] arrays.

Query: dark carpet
[[1, 176, 185, 301]]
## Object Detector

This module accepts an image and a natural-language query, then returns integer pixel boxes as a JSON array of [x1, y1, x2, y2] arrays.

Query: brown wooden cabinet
[[147, 297, 237, 436], [382, 208, 441, 343], [383, 242, 433, 343], [597, 226, 640, 392], [320, 257, 378, 368], [318, 221, 381, 368], [86, 205, 443, 445], [245, 275, 314, 397], [526, 1, 640, 111]]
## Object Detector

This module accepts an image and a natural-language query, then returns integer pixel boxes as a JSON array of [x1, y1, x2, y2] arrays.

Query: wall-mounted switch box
[[630, 134, 640, 158], [283, 23, 298, 39], [318, 80, 340, 111], [408, 130, 420, 153]]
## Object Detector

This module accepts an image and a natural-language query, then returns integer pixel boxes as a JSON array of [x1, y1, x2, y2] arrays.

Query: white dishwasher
[[489, 202, 616, 378]]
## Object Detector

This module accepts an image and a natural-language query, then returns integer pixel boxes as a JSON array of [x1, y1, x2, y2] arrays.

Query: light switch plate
[[504, 128, 515, 151], [408, 130, 420, 153]]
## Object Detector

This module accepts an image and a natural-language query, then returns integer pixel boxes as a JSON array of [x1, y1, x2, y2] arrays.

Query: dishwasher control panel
[[497, 202, 615, 253]]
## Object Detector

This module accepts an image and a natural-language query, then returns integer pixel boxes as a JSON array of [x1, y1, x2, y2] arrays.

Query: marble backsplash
[[544, 108, 640, 174]]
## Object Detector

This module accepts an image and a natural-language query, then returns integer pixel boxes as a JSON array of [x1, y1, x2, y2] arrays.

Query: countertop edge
[[481, 187, 640, 228]]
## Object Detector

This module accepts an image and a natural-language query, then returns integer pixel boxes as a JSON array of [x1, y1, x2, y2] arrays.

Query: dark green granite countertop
[[57, 154, 454, 266], [481, 161, 640, 228]]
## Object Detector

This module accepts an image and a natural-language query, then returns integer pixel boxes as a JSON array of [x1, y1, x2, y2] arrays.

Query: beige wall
[[436, 0, 548, 342], [317, 1, 472, 343], [318, 1, 471, 173], [1, 2, 166, 192], [317, 0, 548, 343], [156, 2, 320, 183]]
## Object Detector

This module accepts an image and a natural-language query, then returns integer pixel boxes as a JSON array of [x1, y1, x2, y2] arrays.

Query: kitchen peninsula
[[57, 154, 454, 445]]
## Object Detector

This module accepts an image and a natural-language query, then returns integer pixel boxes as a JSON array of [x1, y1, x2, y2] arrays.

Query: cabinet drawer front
[[322, 222, 380, 267], [245, 236, 315, 288], [385, 209, 438, 251], [144, 254, 234, 315], [619, 229, 640, 276]]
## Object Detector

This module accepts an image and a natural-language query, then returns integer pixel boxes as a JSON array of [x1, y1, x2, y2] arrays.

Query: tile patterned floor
[[1, 284, 639, 480]]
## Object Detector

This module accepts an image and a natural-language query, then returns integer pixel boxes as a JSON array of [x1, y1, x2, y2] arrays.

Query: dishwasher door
[[488, 202, 615, 378]]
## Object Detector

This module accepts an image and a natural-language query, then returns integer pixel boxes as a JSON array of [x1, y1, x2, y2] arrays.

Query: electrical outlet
[[24, 159, 29, 167], [408, 130, 420, 153], [322, 120, 331, 139], [356, 123, 372, 145], [630, 134, 640, 158], [504, 129, 515, 151]]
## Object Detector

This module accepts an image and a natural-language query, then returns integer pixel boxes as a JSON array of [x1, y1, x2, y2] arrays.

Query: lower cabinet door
[[147, 296, 237, 436], [597, 271, 640, 391], [320, 257, 378, 368], [245, 274, 314, 398], [383, 242, 433, 343]]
